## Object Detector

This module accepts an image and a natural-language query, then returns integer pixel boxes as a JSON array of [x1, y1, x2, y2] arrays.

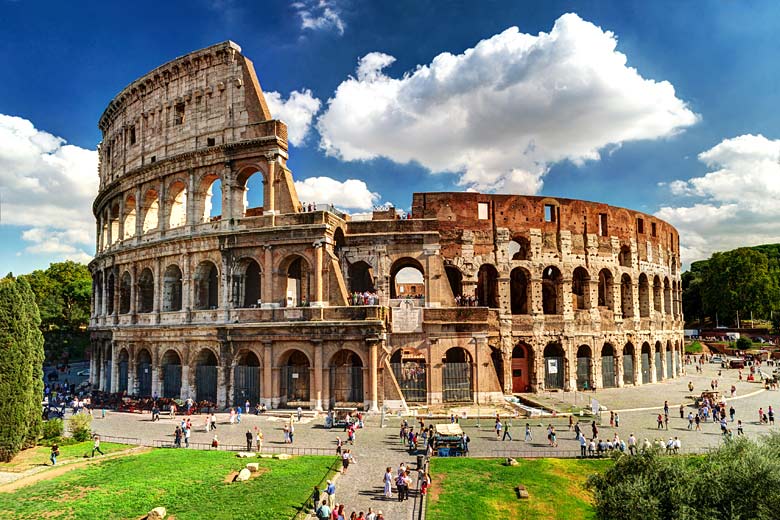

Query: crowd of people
[[454, 294, 479, 307], [349, 291, 379, 306]]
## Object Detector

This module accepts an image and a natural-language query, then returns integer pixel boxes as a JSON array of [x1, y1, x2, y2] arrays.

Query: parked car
[[710, 356, 723, 364], [76, 369, 90, 377]]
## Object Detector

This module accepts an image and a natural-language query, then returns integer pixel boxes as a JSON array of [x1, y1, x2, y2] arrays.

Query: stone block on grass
[[235, 468, 251, 482], [246, 462, 260, 472], [146, 506, 167, 519]]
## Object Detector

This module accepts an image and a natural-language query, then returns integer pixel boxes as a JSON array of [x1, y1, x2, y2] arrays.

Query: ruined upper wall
[[97, 41, 284, 189]]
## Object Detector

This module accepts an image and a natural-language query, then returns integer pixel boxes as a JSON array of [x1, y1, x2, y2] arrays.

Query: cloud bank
[[265, 89, 321, 146], [292, 0, 345, 36], [317, 13, 699, 194], [294, 176, 379, 210]]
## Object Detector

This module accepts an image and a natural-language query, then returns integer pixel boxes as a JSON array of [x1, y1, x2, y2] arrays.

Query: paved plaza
[[76, 360, 780, 519]]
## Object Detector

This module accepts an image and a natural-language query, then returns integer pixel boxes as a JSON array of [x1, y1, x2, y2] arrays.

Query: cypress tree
[[0, 275, 45, 461]]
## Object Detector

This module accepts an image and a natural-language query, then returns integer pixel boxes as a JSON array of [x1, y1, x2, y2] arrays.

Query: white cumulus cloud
[[656, 134, 780, 266], [317, 13, 699, 194], [292, 0, 345, 36], [265, 89, 322, 146], [0, 114, 98, 263], [294, 176, 379, 210]]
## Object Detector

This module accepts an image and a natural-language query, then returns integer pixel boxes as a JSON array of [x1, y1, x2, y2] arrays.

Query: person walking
[[246, 429, 253, 452], [525, 423, 533, 442], [210, 413, 217, 431], [502, 421, 512, 441], [628, 433, 637, 455], [657, 414, 664, 429], [91, 434, 105, 457], [495, 419, 502, 439], [383, 467, 393, 499], [579, 432, 587, 457], [174, 426, 182, 448], [50, 444, 59, 465], [614, 412, 620, 428], [737, 420, 744, 435], [184, 424, 191, 448], [591, 421, 598, 439], [297, 406, 303, 422], [326, 480, 336, 509], [729, 406, 736, 422]]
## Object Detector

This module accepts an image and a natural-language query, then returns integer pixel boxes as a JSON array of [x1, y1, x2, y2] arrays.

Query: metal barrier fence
[[491, 446, 720, 459], [97, 434, 332, 455], [410, 456, 429, 520]]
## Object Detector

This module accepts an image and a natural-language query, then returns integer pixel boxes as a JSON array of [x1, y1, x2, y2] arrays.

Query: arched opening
[[390, 259, 424, 300], [138, 268, 155, 313], [576, 345, 592, 390], [141, 189, 159, 233], [109, 204, 120, 244], [201, 175, 222, 222], [597, 269, 614, 309], [390, 349, 427, 403], [664, 278, 672, 315], [118, 349, 129, 394], [666, 340, 674, 379], [638, 273, 650, 318], [285, 256, 310, 307], [233, 351, 260, 406], [161, 350, 182, 399], [238, 170, 265, 217], [542, 266, 562, 315], [620, 273, 633, 318], [232, 258, 262, 308], [445, 265, 463, 301], [641, 342, 651, 384], [623, 343, 635, 385], [601, 343, 616, 388], [106, 273, 115, 315], [490, 346, 504, 391], [508, 237, 530, 261], [544, 342, 565, 389], [194, 261, 219, 310], [511, 343, 531, 393], [162, 265, 183, 312], [510, 267, 530, 315], [655, 341, 663, 381], [572, 267, 590, 311], [333, 228, 346, 257], [653, 276, 662, 313], [136, 349, 152, 396], [195, 349, 218, 404], [280, 350, 310, 406], [94, 272, 103, 315], [329, 350, 364, 406], [476, 264, 499, 308], [167, 180, 187, 229], [123, 195, 136, 239], [442, 347, 473, 402], [119, 271, 131, 314], [348, 261, 375, 293], [618, 245, 632, 268]]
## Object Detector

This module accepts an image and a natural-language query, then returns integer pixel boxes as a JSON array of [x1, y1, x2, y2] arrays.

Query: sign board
[[292, 373, 299, 379], [392, 300, 423, 333], [284, 309, 303, 320], [547, 359, 558, 374]]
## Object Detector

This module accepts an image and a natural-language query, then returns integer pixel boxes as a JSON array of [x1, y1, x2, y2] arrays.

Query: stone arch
[[510, 267, 530, 315], [161, 349, 182, 399], [136, 348, 153, 396], [137, 268, 155, 313], [618, 244, 632, 268], [94, 272, 103, 315], [622, 342, 636, 385], [280, 255, 311, 307], [123, 194, 136, 239], [141, 188, 159, 233], [638, 273, 650, 318], [597, 268, 614, 310], [106, 272, 115, 315], [445, 264, 463, 300], [233, 257, 262, 308], [653, 275, 662, 313], [576, 344, 593, 390], [543, 342, 565, 390], [654, 340, 663, 381], [119, 271, 132, 314], [571, 266, 590, 310], [117, 348, 129, 394], [476, 264, 499, 308], [601, 343, 617, 388], [620, 273, 633, 318], [390, 257, 425, 300], [233, 350, 261, 406], [194, 348, 219, 403], [167, 179, 188, 229], [109, 203, 120, 244], [389, 348, 427, 403], [508, 237, 530, 261], [329, 349, 364, 405], [279, 349, 311, 406], [236, 167, 267, 217], [511, 343, 531, 393], [348, 260, 375, 293], [162, 264, 183, 312], [442, 347, 473, 402], [542, 266, 563, 315], [641, 342, 652, 384], [194, 260, 219, 310], [198, 173, 222, 223], [663, 277, 672, 315], [333, 228, 346, 256]]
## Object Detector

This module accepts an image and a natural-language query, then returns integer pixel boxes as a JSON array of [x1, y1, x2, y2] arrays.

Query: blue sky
[[2, 0, 780, 275]]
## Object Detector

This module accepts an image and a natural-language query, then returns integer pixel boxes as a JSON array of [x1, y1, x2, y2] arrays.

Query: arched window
[[141, 189, 159, 233], [123, 195, 136, 239], [653, 276, 662, 313], [119, 271, 131, 314], [200, 175, 222, 222], [284, 256, 310, 307], [232, 258, 262, 308], [167, 180, 187, 229], [598, 269, 614, 309], [572, 267, 590, 310], [663, 277, 672, 315], [109, 204, 120, 244], [576, 345, 592, 390], [510, 267, 530, 315], [348, 261, 375, 293], [238, 170, 265, 217], [390, 258, 425, 300], [542, 266, 562, 315], [618, 245, 632, 268], [163, 265, 183, 312], [638, 273, 650, 318], [138, 268, 155, 313], [445, 265, 463, 300], [623, 343, 635, 385], [476, 264, 499, 308], [194, 261, 219, 310], [508, 237, 530, 261]]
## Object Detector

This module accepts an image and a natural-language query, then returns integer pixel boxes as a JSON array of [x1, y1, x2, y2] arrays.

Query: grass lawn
[[426, 457, 609, 520], [0, 442, 134, 472], [0, 449, 338, 520]]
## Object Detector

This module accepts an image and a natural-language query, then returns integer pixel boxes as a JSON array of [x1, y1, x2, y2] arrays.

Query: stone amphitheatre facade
[[89, 41, 684, 411]]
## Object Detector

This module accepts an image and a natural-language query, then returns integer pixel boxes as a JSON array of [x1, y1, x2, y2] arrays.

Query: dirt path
[[0, 447, 150, 492]]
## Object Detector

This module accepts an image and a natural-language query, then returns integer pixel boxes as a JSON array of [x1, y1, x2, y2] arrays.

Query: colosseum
[[88, 41, 684, 411]]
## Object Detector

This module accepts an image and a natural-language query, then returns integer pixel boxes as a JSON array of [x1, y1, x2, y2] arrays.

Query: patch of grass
[[686, 341, 703, 354], [426, 457, 610, 520], [0, 442, 134, 473], [0, 450, 337, 520]]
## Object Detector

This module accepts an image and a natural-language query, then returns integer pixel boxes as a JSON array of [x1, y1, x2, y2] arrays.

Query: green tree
[[21, 261, 92, 332], [0, 275, 45, 461]]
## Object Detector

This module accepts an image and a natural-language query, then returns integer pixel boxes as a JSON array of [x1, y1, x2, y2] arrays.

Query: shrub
[[41, 419, 64, 440], [736, 337, 753, 350], [68, 413, 93, 442], [685, 341, 703, 354]]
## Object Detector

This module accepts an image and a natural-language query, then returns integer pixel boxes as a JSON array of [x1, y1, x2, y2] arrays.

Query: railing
[[97, 433, 333, 455], [490, 446, 720, 459], [411, 456, 429, 520]]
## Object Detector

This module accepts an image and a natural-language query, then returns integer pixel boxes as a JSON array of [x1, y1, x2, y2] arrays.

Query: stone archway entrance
[[329, 350, 364, 407], [195, 350, 218, 404], [511, 343, 530, 393], [544, 343, 565, 389], [136, 349, 152, 396], [234, 351, 261, 406], [161, 350, 182, 399], [280, 350, 310, 407], [442, 348, 473, 402], [390, 350, 427, 403]]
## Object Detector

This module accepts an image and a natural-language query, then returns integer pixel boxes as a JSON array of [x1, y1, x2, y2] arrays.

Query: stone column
[[187, 169, 196, 230], [616, 352, 624, 388], [369, 340, 379, 412], [110, 342, 119, 393], [262, 342, 273, 408], [101, 268, 109, 316], [106, 209, 113, 247], [313, 341, 323, 411], [151, 365, 160, 399], [118, 196, 125, 242], [158, 179, 166, 233], [134, 185, 143, 243], [127, 349, 136, 396], [180, 364, 190, 400], [530, 276, 543, 315], [660, 346, 667, 381], [312, 242, 324, 307], [265, 161, 276, 215], [473, 334, 487, 403], [633, 351, 641, 385], [217, 365, 227, 408], [650, 349, 657, 384], [262, 246, 273, 306]]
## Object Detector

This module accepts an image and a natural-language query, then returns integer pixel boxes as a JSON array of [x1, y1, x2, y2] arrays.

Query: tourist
[[525, 423, 533, 442], [229, 408, 236, 425], [211, 434, 219, 449], [550, 426, 558, 447], [420, 472, 431, 495], [695, 414, 701, 431], [737, 420, 744, 435], [495, 419, 503, 438], [569, 415, 574, 431], [579, 432, 587, 457], [609, 411, 614, 427], [298, 406, 303, 422], [246, 429, 253, 452], [50, 444, 59, 465], [657, 413, 664, 429], [174, 426, 182, 448], [502, 421, 512, 441], [614, 412, 620, 428], [91, 434, 104, 457], [236, 406, 242, 423], [770, 406, 775, 426], [203, 415, 210, 433], [628, 433, 637, 455], [341, 449, 352, 474], [316, 500, 331, 520], [290, 421, 296, 444], [366, 508, 376, 520], [283, 423, 290, 443], [245, 399, 251, 415], [255, 427, 264, 451], [184, 423, 191, 448], [383, 466, 393, 498], [312, 486, 321, 511], [326, 480, 336, 509], [591, 421, 598, 439], [152, 403, 160, 421], [210, 413, 217, 431]]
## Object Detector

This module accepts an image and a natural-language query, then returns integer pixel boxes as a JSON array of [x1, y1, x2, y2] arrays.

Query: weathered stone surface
[[146, 506, 166, 519], [235, 468, 251, 482], [236, 452, 254, 458], [516, 485, 529, 499], [246, 462, 260, 472]]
